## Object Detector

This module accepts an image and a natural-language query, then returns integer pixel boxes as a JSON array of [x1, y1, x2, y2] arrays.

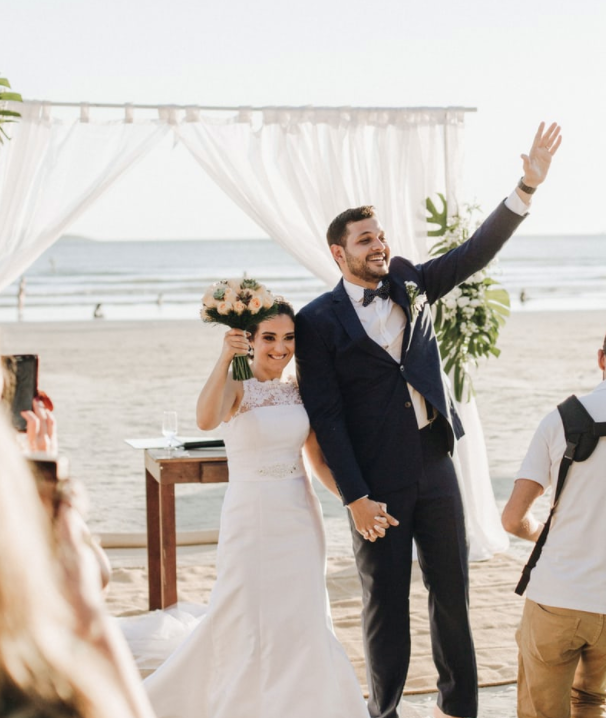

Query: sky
[[2, 0, 606, 239]]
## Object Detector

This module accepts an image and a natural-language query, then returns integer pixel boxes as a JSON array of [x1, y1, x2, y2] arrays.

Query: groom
[[296, 123, 561, 718]]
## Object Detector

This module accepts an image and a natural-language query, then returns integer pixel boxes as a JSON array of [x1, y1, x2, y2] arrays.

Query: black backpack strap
[[515, 433, 579, 595], [515, 396, 585, 596], [556, 395, 601, 461], [594, 422, 606, 438]]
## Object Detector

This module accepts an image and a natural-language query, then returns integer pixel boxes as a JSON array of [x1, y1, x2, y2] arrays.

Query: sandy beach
[[1, 309, 604, 717]]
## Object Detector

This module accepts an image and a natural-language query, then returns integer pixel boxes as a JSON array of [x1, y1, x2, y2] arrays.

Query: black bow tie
[[362, 280, 391, 307]]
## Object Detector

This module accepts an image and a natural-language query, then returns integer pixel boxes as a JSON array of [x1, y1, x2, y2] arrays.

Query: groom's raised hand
[[517, 121, 562, 197], [348, 497, 399, 542]]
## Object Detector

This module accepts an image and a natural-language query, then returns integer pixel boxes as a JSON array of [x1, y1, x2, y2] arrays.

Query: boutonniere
[[404, 281, 428, 320]]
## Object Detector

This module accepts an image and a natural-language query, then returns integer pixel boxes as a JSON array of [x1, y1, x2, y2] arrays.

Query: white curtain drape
[[453, 396, 509, 559], [174, 107, 465, 286], [0, 101, 168, 292]]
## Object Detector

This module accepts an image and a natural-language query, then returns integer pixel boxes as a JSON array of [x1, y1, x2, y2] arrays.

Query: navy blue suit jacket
[[295, 200, 525, 505]]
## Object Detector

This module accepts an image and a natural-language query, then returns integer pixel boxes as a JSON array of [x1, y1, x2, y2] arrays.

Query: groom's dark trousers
[[349, 418, 474, 718], [296, 201, 525, 718]]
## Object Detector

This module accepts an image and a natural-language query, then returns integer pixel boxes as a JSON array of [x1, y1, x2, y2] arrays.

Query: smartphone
[[0, 354, 39, 431]]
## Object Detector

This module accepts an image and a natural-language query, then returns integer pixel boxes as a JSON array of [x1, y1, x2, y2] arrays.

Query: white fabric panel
[[453, 389, 510, 559], [175, 107, 466, 286], [0, 101, 168, 292]]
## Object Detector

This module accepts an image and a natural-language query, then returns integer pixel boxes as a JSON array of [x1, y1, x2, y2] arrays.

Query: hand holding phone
[[22, 399, 58, 454], [1, 354, 38, 431]]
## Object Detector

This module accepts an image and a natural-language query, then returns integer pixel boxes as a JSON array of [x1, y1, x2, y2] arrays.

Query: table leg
[[145, 470, 162, 610], [159, 483, 178, 608]]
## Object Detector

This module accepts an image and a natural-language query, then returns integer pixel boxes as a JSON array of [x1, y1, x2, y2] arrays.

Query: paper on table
[[124, 436, 220, 450]]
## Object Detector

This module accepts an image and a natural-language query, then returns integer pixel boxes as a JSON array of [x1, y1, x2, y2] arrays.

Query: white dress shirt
[[517, 380, 606, 613], [343, 191, 529, 430]]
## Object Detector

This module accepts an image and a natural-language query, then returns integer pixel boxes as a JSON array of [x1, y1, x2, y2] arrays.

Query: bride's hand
[[221, 328, 250, 362], [197, 329, 247, 429]]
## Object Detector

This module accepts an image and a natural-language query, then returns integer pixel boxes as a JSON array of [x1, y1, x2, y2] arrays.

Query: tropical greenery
[[427, 194, 510, 402], [0, 74, 23, 144]]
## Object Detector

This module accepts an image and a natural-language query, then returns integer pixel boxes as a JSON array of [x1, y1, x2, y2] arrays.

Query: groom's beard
[[343, 249, 390, 284]]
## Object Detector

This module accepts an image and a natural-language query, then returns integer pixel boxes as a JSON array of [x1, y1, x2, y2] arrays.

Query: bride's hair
[[0, 412, 135, 718], [248, 299, 295, 340]]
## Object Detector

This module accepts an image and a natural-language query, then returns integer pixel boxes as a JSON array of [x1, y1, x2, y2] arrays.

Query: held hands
[[221, 328, 251, 363], [520, 121, 562, 189], [348, 497, 399, 542]]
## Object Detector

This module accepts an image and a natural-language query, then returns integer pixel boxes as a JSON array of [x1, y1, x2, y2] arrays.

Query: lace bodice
[[236, 375, 303, 415], [222, 376, 309, 482]]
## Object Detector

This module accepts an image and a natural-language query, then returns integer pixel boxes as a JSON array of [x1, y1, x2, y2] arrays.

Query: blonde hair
[[0, 412, 133, 718]]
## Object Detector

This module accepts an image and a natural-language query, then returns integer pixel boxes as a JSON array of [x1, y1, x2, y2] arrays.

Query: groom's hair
[[603, 333, 606, 352], [326, 206, 376, 248]]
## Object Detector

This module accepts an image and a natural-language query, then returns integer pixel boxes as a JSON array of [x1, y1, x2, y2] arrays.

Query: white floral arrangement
[[427, 195, 510, 402], [200, 278, 277, 380], [404, 281, 428, 320]]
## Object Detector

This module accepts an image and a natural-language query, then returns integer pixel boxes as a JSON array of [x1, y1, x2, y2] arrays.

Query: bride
[[144, 300, 373, 718]]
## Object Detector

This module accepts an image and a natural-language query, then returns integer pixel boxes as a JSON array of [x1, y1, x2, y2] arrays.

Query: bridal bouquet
[[426, 195, 510, 402], [200, 278, 278, 380]]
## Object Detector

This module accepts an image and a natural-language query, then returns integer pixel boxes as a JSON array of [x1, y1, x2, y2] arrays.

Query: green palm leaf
[[427, 194, 510, 402], [0, 73, 23, 144]]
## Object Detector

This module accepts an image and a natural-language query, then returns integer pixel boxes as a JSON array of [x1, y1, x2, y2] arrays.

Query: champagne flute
[[162, 411, 178, 455]]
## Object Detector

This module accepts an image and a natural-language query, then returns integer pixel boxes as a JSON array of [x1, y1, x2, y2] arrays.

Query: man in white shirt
[[502, 335, 606, 718], [296, 123, 562, 718]]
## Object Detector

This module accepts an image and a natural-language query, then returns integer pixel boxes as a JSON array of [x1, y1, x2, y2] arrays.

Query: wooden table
[[144, 448, 228, 610]]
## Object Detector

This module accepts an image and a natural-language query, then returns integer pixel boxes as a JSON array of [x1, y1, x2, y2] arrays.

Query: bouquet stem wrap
[[231, 354, 253, 381]]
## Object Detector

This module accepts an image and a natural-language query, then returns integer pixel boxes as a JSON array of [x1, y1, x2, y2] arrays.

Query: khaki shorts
[[516, 599, 606, 717]]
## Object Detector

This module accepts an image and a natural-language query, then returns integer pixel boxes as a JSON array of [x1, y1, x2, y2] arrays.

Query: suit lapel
[[388, 274, 414, 358], [331, 281, 367, 342], [331, 281, 395, 363], [389, 275, 412, 324]]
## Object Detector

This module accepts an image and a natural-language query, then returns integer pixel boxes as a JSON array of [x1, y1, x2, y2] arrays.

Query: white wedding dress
[[143, 376, 369, 718]]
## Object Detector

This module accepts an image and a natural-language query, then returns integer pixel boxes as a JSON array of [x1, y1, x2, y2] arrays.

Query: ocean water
[[0, 237, 326, 321], [1, 233, 605, 321]]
